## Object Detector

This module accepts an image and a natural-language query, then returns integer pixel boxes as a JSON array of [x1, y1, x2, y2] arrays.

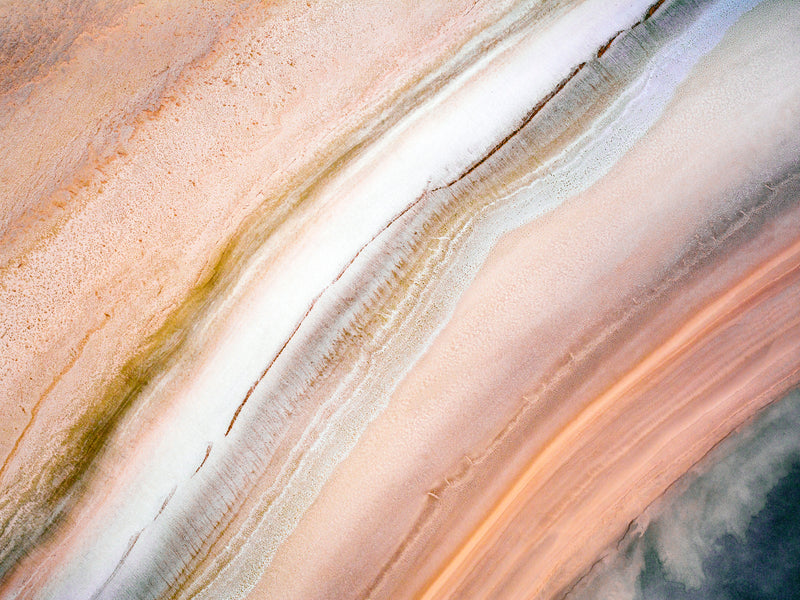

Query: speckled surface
[[1, 1, 799, 598]]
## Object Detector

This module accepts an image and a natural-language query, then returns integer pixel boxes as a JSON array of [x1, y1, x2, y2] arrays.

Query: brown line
[[435, 0, 668, 193], [435, 60, 587, 192], [596, 31, 622, 58], [193, 443, 214, 476], [0, 314, 111, 481], [157, 486, 178, 519], [224, 191, 428, 437], [89, 529, 143, 600], [645, 0, 668, 20]]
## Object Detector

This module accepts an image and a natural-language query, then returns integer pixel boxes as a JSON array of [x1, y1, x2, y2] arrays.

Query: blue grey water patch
[[565, 389, 800, 600]]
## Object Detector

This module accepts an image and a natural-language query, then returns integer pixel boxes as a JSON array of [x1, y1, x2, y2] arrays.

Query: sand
[[1, 0, 798, 598]]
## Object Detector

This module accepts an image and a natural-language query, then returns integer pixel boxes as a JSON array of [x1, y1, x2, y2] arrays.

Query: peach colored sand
[[1, 1, 799, 599]]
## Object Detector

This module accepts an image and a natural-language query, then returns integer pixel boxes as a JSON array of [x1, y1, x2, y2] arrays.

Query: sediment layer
[[1, 0, 798, 598]]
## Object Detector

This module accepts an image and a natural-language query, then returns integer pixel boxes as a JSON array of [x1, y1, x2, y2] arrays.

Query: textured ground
[[1, 1, 799, 599]]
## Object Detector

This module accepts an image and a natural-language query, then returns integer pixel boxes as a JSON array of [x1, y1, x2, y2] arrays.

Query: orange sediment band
[[420, 235, 800, 600]]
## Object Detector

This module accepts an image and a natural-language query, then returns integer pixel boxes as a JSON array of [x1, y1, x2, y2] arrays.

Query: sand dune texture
[[1, 0, 799, 598]]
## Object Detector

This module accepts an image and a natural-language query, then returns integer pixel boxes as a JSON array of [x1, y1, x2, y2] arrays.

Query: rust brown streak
[[224, 192, 427, 437]]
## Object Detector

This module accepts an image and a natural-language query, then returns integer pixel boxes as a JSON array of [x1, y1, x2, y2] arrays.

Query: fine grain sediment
[[1, 0, 798, 598]]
